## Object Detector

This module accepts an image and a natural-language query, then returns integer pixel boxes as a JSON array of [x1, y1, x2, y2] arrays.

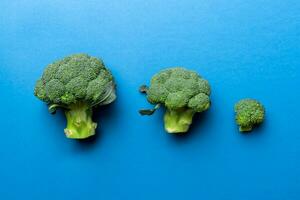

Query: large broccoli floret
[[34, 54, 116, 139], [139, 67, 211, 133], [234, 99, 265, 132]]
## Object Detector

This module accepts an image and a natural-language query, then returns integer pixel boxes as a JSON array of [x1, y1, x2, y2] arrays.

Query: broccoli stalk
[[239, 126, 253, 132], [64, 102, 97, 139], [164, 108, 195, 133]]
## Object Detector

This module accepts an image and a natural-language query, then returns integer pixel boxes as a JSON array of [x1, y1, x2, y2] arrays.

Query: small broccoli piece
[[139, 67, 211, 133], [34, 54, 116, 139], [234, 99, 265, 132]]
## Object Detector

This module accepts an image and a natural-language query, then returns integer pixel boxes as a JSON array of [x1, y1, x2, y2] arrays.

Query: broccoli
[[34, 54, 116, 139], [139, 67, 211, 133], [234, 99, 265, 132]]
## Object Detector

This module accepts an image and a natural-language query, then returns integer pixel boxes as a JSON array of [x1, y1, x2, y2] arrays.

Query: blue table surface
[[0, 1, 299, 199]]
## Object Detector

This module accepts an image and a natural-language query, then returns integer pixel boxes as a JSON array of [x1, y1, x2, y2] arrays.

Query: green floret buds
[[188, 93, 210, 112], [234, 99, 265, 132], [34, 53, 116, 139], [139, 67, 211, 133]]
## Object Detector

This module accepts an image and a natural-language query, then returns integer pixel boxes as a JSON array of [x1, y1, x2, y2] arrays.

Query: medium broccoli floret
[[234, 99, 265, 132], [34, 54, 116, 139], [139, 67, 211, 133]]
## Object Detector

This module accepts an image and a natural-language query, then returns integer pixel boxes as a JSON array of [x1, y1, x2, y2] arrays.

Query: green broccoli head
[[139, 67, 211, 133], [34, 54, 116, 139], [234, 99, 265, 132]]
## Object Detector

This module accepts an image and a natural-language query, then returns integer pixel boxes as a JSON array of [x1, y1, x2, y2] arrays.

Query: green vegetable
[[139, 67, 211, 133], [34, 54, 116, 139], [234, 99, 265, 132]]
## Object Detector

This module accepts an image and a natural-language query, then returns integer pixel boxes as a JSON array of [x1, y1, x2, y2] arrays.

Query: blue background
[[0, 0, 299, 199]]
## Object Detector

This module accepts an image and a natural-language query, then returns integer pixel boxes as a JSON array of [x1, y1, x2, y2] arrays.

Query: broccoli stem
[[64, 102, 97, 139], [239, 126, 253, 132], [164, 108, 195, 133]]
